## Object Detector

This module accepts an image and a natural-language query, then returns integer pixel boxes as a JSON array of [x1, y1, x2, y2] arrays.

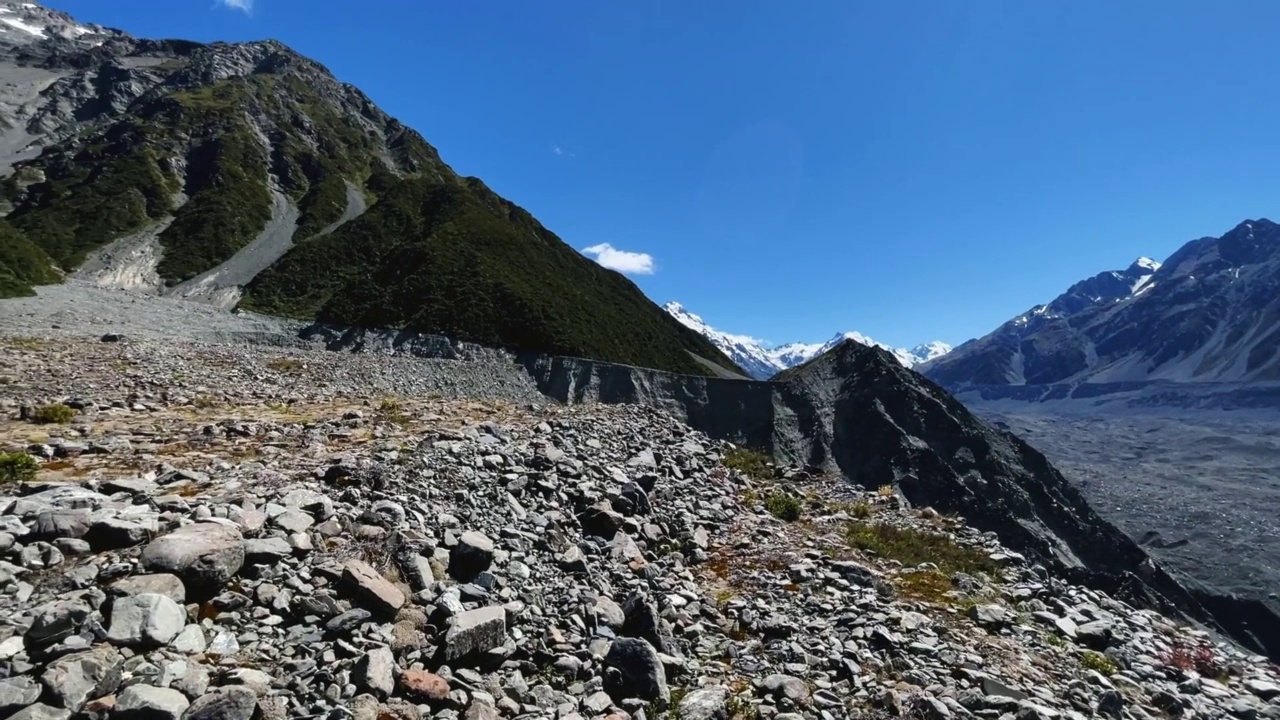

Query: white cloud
[[582, 243, 656, 275], [218, 0, 254, 14], [552, 144, 576, 158]]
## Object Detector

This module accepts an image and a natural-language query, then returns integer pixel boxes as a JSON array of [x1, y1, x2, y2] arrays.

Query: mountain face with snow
[[663, 301, 952, 380], [920, 219, 1280, 390]]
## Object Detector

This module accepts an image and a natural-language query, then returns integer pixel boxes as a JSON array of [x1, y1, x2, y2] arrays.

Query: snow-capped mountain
[[663, 301, 952, 380], [921, 220, 1280, 389]]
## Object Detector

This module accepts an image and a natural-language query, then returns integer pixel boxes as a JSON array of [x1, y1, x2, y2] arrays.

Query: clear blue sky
[[48, 0, 1280, 348]]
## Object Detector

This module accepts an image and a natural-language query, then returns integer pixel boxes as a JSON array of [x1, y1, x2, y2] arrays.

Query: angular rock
[[762, 674, 810, 704], [40, 645, 123, 711], [399, 670, 450, 702], [7, 705, 72, 720], [603, 637, 669, 707], [678, 686, 729, 720], [356, 647, 395, 697], [108, 574, 186, 604], [106, 593, 186, 647], [448, 530, 495, 582], [579, 501, 625, 538], [243, 537, 292, 565], [115, 684, 190, 719], [443, 606, 506, 662], [84, 517, 157, 550], [139, 523, 245, 599], [341, 560, 405, 617], [969, 604, 1007, 629], [181, 687, 257, 720], [0, 674, 42, 713]]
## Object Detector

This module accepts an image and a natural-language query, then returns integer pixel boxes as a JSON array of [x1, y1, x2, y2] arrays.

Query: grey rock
[[678, 685, 729, 720], [243, 537, 292, 564], [1245, 679, 1280, 700], [106, 593, 186, 647], [26, 598, 92, 648], [341, 560, 405, 617], [762, 674, 810, 704], [140, 522, 245, 599], [181, 687, 257, 720], [1075, 620, 1114, 650], [40, 644, 123, 711], [108, 574, 187, 604], [171, 625, 207, 654], [115, 684, 190, 719], [604, 637, 669, 707], [355, 647, 395, 697], [443, 606, 506, 662], [0, 674, 42, 713], [448, 530, 495, 582], [593, 597, 626, 628], [969, 604, 1007, 628], [84, 516, 156, 550], [7, 705, 71, 720]]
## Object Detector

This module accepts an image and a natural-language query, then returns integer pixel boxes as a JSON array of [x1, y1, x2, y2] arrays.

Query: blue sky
[[48, 0, 1280, 348]]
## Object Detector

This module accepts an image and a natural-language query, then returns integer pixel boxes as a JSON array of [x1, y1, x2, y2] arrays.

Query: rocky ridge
[[1, 334, 1279, 720]]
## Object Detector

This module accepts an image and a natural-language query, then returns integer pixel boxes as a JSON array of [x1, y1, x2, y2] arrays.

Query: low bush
[[845, 521, 998, 576], [30, 403, 75, 424], [764, 492, 802, 522], [722, 447, 772, 481], [1081, 650, 1117, 675], [0, 452, 38, 482]]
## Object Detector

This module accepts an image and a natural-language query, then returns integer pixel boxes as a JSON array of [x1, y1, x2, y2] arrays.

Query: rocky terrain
[[1, 316, 1279, 720]]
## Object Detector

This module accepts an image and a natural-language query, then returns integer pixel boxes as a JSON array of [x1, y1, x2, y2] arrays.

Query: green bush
[[0, 452, 38, 482], [30, 403, 75, 424], [1081, 650, 1117, 675], [722, 447, 772, 481], [764, 492, 802, 522]]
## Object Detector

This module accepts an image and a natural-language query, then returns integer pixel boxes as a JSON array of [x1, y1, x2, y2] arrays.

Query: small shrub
[[192, 394, 218, 408], [723, 446, 772, 481], [0, 452, 39, 482], [30, 403, 75, 424], [1161, 641, 1224, 678], [1045, 632, 1065, 647], [845, 521, 998, 576], [1081, 650, 1117, 675], [877, 484, 895, 497], [850, 500, 873, 518], [764, 492, 802, 522], [266, 357, 304, 373]]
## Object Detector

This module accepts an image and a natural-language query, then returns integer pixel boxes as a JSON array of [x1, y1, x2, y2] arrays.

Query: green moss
[[722, 447, 773, 481], [845, 521, 999, 576], [1080, 650, 1117, 675]]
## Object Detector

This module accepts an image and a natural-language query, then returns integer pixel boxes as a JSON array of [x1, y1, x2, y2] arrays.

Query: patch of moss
[[845, 521, 999, 576], [722, 447, 773, 481], [1080, 650, 1117, 675]]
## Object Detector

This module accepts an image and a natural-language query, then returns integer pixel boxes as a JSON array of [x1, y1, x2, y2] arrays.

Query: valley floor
[[974, 407, 1280, 609]]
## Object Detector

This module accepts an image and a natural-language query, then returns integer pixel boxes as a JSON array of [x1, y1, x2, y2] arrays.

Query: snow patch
[[0, 15, 46, 37]]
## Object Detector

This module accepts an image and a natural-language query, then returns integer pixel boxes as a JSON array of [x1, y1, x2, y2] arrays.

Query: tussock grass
[[845, 521, 998, 576]]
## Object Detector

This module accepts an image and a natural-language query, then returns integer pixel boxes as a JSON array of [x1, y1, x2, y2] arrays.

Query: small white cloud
[[218, 0, 254, 14], [551, 144, 576, 158], [582, 243, 656, 275]]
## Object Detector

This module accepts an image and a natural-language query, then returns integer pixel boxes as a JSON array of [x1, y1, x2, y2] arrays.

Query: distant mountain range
[[921, 219, 1280, 391], [664, 301, 951, 379]]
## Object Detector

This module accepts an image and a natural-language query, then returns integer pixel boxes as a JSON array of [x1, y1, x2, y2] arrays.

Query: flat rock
[[443, 606, 506, 662], [106, 593, 186, 647], [0, 674, 42, 713], [108, 573, 186, 604], [182, 687, 257, 720], [140, 522, 245, 599], [7, 705, 72, 720], [243, 537, 292, 564], [341, 560, 405, 617], [678, 685, 729, 720], [115, 684, 189, 719], [356, 647, 395, 697], [399, 670, 450, 701]]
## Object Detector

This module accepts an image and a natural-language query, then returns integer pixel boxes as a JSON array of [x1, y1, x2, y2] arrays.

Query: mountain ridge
[[663, 300, 951, 380], [0, 1, 745, 377], [921, 219, 1280, 393]]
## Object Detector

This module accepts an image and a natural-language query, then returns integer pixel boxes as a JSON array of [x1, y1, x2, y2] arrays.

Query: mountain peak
[[1132, 257, 1162, 272]]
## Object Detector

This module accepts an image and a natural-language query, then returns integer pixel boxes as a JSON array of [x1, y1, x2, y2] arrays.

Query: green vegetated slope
[[242, 176, 741, 376], [0, 36, 742, 375]]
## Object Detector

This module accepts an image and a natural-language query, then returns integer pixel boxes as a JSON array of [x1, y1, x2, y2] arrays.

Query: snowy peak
[[0, 0, 109, 47], [663, 301, 951, 379]]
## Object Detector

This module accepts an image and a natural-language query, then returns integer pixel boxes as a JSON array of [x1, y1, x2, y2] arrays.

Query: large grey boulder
[[40, 644, 123, 711], [448, 530, 494, 581], [0, 674, 42, 714], [603, 637, 669, 707], [106, 593, 186, 647], [140, 522, 244, 599], [678, 686, 730, 720]]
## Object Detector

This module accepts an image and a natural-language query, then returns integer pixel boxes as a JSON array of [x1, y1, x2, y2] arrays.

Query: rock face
[[921, 220, 1280, 393]]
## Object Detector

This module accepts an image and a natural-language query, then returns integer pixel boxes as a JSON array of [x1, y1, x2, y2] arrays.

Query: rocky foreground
[[1, 335, 1278, 720]]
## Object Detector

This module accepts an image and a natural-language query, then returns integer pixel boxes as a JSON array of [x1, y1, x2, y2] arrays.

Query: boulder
[[140, 522, 244, 599]]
